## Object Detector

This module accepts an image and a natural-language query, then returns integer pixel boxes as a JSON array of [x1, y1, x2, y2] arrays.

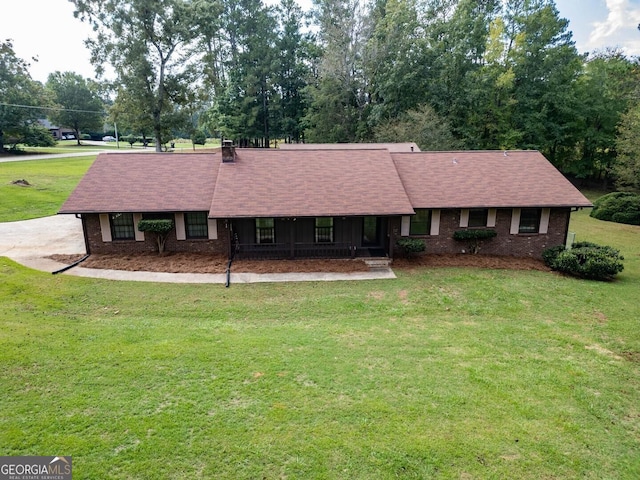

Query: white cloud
[[588, 0, 640, 51]]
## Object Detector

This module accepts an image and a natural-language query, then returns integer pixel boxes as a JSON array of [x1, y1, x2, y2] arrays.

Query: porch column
[[388, 217, 395, 259], [351, 219, 358, 258], [289, 220, 295, 259]]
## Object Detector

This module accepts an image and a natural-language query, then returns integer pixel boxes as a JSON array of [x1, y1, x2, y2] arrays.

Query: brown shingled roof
[[59, 153, 219, 214], [392, 150, 592, 208], [208, 148, 415, 218], [59, 148, 591, 218]]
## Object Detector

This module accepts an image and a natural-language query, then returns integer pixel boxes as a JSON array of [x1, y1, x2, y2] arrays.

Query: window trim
[[256, 218, 275, 244], [518, 208, 542, 234], [185, 211, 209, 239], [315, 217, 334, 243], [468, 208, 489, 228], [109, 213, 136, 241], [410, 209, 432, 235]]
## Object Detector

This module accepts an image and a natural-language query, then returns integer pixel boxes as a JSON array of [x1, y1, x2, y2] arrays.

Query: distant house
[[38, 119, 75, 140], [59, 144, 592, 260]]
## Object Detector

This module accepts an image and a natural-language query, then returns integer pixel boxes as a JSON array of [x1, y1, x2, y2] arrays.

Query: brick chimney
[[221, 139, 236, 163]]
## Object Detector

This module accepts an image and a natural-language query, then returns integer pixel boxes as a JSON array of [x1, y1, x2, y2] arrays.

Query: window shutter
[[459, 209, 469, 228], [487, 208, 497, 227], [539, 208, 550, 234], [175, 213, 186, 240], [133, 213, 145, 241], [208, 218, 218, 240], [401, 216, 410, 236], [99, 214, 112, 242], [510, 208, 521, 234], [431, 209, 441, 236]]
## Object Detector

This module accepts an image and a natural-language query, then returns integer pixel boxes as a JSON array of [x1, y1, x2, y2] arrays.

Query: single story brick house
[[58, 144, 592, 260]]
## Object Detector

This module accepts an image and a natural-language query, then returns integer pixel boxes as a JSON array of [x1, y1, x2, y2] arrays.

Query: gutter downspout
[[52, 254, 90, 275], [52, 213, 91, 274]]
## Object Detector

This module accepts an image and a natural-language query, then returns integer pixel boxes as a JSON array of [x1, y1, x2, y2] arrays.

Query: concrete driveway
[[0, 215, 86, 272]]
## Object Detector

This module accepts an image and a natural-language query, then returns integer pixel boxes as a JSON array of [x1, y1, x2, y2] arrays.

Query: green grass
[[0, 157, 95, 221], [1, 200, 639, 478]]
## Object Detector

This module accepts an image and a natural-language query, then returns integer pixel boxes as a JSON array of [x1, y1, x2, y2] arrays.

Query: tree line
[[1, 0, 639, 190]]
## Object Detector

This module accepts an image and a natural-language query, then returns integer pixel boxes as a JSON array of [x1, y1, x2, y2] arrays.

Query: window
[[519, 208, 542, 234], [110, 213, 135, 240], [315, 217, 334, 243], [468, 208, 489, 228], [410, 209, 431, 235], [185, 212, 208, 239], [256, 218, 275, 243]]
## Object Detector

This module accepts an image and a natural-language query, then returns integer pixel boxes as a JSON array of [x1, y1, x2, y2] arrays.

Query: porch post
[[227, 219, 233, 260], [388, 217, 395, 259], [351, 219, 358, 258], [289, 220, 295, 259]]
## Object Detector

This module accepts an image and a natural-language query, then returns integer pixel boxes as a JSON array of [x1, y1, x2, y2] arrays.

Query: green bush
[[542, 244, 567, 266], [396, 237, 426, 257], [590, 192, 640, 225], [453, 228, 497, 254], [452, 229, 497, 241], [123, 134, 137, 147], [137, 219, 174, 254], [191, 130, 207, 146], [542, 242, 624, 281]]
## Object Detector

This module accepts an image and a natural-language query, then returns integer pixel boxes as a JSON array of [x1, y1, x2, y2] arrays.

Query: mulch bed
[[48, 252, 550, 274]]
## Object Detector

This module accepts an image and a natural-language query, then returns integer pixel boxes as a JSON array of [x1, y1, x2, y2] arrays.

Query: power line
[[0, 102, 104, 114]]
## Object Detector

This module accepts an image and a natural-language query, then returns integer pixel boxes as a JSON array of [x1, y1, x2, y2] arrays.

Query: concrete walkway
[[0, 216, 395, 284]]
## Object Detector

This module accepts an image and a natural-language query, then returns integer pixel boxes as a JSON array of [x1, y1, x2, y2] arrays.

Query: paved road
[[0, 146, 152, 163], [0, 216, 395, 284]]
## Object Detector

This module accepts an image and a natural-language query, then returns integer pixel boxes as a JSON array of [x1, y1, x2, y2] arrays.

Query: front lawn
[[0, 156, 95, 222], [1, 207, 639, 478]]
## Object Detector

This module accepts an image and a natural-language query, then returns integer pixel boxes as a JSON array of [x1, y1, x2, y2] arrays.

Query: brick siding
[[409, 208, 570, 258], [82, 214, 229, 256]]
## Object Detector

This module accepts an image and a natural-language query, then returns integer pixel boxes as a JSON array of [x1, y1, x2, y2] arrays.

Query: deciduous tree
[[0, 40, 54, 151], [372, 104, 462, 151], [46, 71, 105, 144], [304, 0, 370, 142], [70, 0, 200, 151], [571, 50, 636, 187], [614, 103, 640, 192]]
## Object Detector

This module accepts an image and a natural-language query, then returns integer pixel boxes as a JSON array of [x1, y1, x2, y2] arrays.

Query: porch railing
[[234, 242, 356, 260]]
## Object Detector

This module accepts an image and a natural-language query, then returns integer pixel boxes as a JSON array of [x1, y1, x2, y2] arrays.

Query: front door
[[362, 217, 381, 247]]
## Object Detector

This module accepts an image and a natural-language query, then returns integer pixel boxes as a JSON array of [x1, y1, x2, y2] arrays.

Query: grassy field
[[0, 163, 639, 478], [0, 156, 95, 222]]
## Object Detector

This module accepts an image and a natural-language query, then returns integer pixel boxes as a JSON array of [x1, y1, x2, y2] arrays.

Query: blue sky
[[2, 0, 640, 83], [556, 0, 640, 56]]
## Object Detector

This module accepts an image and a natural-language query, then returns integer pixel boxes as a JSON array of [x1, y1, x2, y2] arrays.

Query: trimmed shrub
[[590, 192, 640, 225], [452, 229, 497, 241], [453, 228, 497, 254], [542, 244, 566, 266], [542, 242, 624, 280], [396, 238, 426, 257], [137, 219, 174, 254]]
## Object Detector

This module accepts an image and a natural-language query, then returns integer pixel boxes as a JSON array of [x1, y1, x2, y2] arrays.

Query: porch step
[[364, 257, 391, 270]]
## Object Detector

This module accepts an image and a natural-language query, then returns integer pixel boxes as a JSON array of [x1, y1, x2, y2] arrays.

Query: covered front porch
[[229, 216, 396, 260]]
